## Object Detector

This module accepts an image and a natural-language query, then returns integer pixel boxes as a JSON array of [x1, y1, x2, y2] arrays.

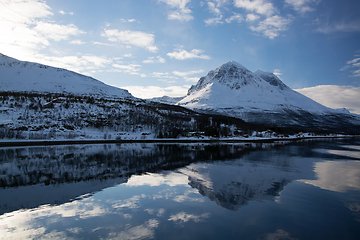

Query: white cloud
[[159, 0, 194, 22], [34, 22, 84, 41], [172, 69, 203, 82], [93, 41, 115, 46], [340, 53, 360, 77], [204, 1, 230, 25], [173, 69, 204, 76], [183, 77, 200, 82], [232, 0, 293, 39], [123, 85, 189, 98], [285, 0, 320, 13], [167, 49, 211, 60], [250, 15, 292, 39], [225, 13, 243, 23], [205, 16, 224, 25], [151, 72, 178, 80], [273, 69, 282, 77], [0, 0, 53, 25], [102, 29, 158, 52], [246, 13, 260, 22], [295, 85, 360, 114], [0, 0, 84, 61], [70, 40, 85, 45], [58, 10, 74, 15], [121, 18, 137, 23], [112, 63, 142, 75], [233, 0, 277, 16], [31, 54, 112, 75], [143, 56, 166, 64], [317, 21, 360, 34]]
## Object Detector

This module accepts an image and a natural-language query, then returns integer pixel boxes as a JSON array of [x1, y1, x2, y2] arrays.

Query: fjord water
[[1, 139, 359, 239]]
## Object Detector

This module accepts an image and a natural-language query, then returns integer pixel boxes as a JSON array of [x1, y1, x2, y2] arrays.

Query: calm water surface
[[1, 139, 360, 239]]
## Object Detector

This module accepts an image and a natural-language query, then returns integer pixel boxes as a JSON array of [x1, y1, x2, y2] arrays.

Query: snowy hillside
[[178, 61, 359, 130], [149, 95, 184, 105], [0, 53, 133, 99]]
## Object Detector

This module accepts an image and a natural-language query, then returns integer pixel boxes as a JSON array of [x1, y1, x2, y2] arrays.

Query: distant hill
[[149, 95, 184, 105]]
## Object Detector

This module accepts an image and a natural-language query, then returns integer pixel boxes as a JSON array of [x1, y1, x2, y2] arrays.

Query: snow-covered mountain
[[149, 95, 184, 105], [0, 53, 133, 99], [178, 61, 359, 131]]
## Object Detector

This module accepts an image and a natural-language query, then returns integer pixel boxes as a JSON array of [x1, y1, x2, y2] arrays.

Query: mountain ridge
[[0, 53, 133, 99], [178, 61, 359, 131]]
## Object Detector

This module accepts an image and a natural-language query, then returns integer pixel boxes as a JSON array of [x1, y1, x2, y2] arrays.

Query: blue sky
[[1, 0, 360, 113]]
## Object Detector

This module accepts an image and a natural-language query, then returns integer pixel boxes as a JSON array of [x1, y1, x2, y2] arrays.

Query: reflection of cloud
[[112, 195, 146, 209], [300, 161, 360, 192], [144, 208, 165, 217], [264, 229, 299, 240], [0, 200, 108, 239], [327, 150, 360, 159], [108, 219, 159, 240], [168, 212, 210, 224], [126, 172, 188, 187], [173, 189, 205, 203]]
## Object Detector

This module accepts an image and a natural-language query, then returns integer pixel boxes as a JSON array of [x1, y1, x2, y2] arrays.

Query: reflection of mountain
[[188, 177, 289, 210], [0, 177, 127, 215], [181, 149, 316, 211], [0, 142, 281, 213]]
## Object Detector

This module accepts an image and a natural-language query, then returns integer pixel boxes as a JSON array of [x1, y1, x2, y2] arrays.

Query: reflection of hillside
[[0, 143, 281, 188], [181, 149, 316, 211], [0, 177, 127, 215], [0, 142, 283, 214]]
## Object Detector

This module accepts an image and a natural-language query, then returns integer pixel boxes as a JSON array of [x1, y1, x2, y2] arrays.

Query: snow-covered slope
[[149, 95, 184, 105], [0, 53, 133, 99], [178, 61, 359, 130]]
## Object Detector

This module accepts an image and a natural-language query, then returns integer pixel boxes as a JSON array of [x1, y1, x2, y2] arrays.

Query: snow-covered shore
[[0, 134, 357, 147]]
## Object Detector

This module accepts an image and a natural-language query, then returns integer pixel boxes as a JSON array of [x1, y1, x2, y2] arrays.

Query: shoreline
[[0, 135, 358, 147]]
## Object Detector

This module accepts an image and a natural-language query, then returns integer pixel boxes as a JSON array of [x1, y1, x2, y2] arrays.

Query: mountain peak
[[220, 61, 248, 70], [187, 61, 262, 95]]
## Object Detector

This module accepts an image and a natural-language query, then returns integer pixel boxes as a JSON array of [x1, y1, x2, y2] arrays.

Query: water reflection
[[0, 143, 282, 214], [1, 139, 360, 239], [300, 161, 360, 192]]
